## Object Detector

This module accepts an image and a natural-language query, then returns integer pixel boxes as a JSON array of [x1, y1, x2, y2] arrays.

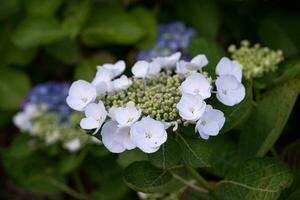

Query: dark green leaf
[[258, 12, 300, 58], [0, 0, 20, 20], [81, 5, 144, 46], [62, 0, 91, 38], [217, 158, 293, 200], [149, 138, 181, 169], [11, 16, 66, 48], [25, 0, 63, 16], [124, 161, 173, 193], [0, 67, 30, 111], [45, 38, 80, 64], [130, 6, 157, 49], [172, 0, 220, 39], [117, 149, 148, 168], [178, 135, 211, 168], [238, 78, 300, 158], [189, 37, 225, 77]]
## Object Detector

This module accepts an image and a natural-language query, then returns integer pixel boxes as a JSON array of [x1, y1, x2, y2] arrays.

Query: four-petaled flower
[[80, 101, 107, 130], [176, 93, 206, 121], [101, 120, 136, 153], [66, 80, 97, 111], [179, 73, 212, 99], [196, 105, 225, 140], [216, 57, 242, 82], [109, 102, 141, 127], [130, 117, 167, 153]]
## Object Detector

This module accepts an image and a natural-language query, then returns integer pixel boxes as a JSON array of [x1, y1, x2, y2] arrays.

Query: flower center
[[188, 106, 195, 114], [145, 132, 152, 139], [81, 97, 88, 103]]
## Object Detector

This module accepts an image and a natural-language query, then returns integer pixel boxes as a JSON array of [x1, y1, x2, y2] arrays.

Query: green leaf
[[5, 44, 37, 66], [258, 12, 300, 58], [0, 0, 21, 20], [4, 134, 35, 158], [172, 0, 220, 39], [62, 0, 91, 38], [178, 135, 211, 168], [238, 77, 300, 158], [117, 149, 148, 168], [217, 158, 293, 200], [11, 16, 66, 48], [91, 178, 129, 200], [286, 190, 300, 200], [45, 38, 80, 64], [149, 138, 182, 169], [130, 6, 157, 49], [207, 134, 241, 177], [0, 67, 30, 111], [189, 37, 226, 77], [25, 0, 63, 16], [81, 5, 144, 46], [124, 161, 174, 193], [279, 140, 300, 199], [213, 80, 253, 133]]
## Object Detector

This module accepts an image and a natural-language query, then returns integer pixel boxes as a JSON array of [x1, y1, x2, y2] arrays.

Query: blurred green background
[[0, 0, 299, 199]]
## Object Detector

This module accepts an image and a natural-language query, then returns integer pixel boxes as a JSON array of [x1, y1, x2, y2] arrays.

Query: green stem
[[49, 177, 88, 200], [270, 147, 279, 158], [185, 165, 211, 191], [73, 171, 86, 194]]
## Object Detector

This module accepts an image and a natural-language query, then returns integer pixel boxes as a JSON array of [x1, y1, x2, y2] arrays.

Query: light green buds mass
[[228, 40, 284, 79], [104, 73, 184, 123]]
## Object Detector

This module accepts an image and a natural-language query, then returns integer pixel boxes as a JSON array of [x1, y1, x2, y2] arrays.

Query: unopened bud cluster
[[228, 40, 284, 79], [104, 73, 183, 122]]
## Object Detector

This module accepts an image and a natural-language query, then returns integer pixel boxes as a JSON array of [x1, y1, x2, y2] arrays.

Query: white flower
[[100, 60, 125, 78], [216, 57, 242, 82], [179, 73, 212, 99], [176, 93, 206, 121], [66, 80, 97, 111], [215, 75, 245, 106], [196, 105, 225, 140], [132, 61, 149, 78], [80, 101, 107, 130], [176, 54, 208, 74], [101, 120, 136, 153], [113, 75, 132, 91], [152, 52, 181, 69], [109, 102, 141, 127], [92, 68, 114, 96], [63, 138, 81, 152], [13, 104, 40, 132], [130, 117, 167, 153]]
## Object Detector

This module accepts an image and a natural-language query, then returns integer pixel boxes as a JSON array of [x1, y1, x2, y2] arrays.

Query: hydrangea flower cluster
[[137, 22, 197, 61], [228, 40, 284, 79], [13, 82, 100, 152], [66, 52, 246, 154]]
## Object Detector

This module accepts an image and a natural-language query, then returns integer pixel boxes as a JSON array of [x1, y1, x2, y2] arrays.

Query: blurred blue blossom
[[137, 22, 197, 60], [22, 82, 72, 122]]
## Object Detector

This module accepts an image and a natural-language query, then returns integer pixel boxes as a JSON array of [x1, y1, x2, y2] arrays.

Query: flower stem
[[49, 177, 88, 200], [73, 171, 86, 194], [185, 165, 211, 191]]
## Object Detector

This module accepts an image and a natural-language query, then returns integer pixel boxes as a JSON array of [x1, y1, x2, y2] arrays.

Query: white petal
[[216, 57, 242, 82], [102, 60, 126, 78], [190, 54, 208, 69], [153, 52, 181, 69], [80, 117, 100, 129], [180, 73, 211, 99], [113, 75, 132, 91], [132, 61, 149, 78]]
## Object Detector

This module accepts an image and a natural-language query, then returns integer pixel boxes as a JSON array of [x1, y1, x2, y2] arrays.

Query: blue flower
[[137, 22, 197, 60], [22, 82, 72, 122]]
